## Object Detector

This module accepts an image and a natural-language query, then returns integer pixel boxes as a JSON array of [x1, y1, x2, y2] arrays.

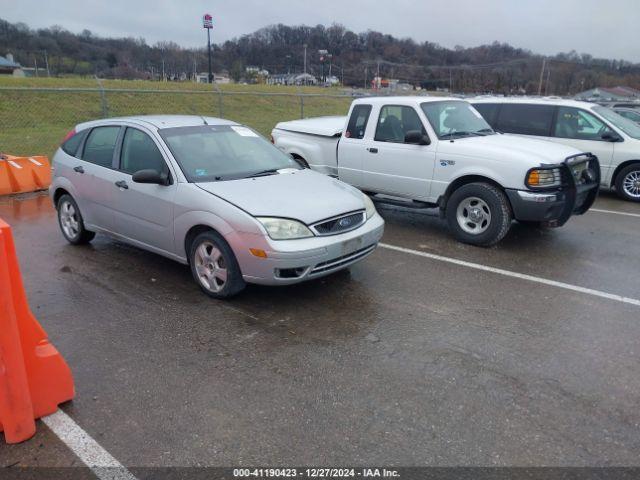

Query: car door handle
[[73, 166, 85, 174], [367, 147, 378, 154], [115, 180, 129, 190]]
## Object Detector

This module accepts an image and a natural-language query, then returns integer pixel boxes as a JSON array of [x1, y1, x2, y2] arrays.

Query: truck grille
[[311, 211, 366, 236]]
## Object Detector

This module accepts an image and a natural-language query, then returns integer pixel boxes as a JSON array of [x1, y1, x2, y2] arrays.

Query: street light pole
[[303, 44, 307, 86], [203, 14, 214, 84]]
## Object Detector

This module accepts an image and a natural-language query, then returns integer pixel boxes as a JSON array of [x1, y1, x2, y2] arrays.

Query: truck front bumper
[[506, 153, 600, 226]]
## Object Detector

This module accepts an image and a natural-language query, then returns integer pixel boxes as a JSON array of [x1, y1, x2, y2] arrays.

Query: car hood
[[437, 133, 583, 165], [196, 169, 365, 224]]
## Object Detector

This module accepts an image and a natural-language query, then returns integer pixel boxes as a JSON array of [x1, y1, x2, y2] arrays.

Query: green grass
[[0, 77, 352, 156]]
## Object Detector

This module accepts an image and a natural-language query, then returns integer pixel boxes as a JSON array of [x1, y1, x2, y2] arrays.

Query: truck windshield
[[421, 101, 494, 139], [159, 125, 301, 182], [593, 106, 640, 140]]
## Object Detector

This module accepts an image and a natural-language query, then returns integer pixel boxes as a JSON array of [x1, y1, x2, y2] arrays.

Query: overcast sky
[[2, 0, 639, 62]]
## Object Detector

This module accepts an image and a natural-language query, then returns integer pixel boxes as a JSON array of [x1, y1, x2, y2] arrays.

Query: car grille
[[311, 244, 377, 275], [311, 211, 366, 236]]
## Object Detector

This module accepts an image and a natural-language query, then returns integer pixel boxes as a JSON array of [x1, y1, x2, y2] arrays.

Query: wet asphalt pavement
[[0, 190, 639, 469]]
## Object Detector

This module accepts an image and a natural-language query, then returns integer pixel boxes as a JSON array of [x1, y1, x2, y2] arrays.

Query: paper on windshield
[[231, 126, 259, 137]]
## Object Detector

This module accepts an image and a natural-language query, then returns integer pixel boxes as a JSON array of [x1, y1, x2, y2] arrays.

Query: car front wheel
[[189, 231, 246, 299], [57, 194, 95, 245], [615, 164, 640, 202], [446, 183, 512, 247]]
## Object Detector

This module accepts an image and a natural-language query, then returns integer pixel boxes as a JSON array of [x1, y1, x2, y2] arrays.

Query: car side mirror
[[601, 132, 622, 142], [132, 169, 168, 185], [404, 130, 431, 145]]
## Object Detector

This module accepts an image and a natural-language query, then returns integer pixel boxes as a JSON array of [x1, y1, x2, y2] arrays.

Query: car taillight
[[61, 128, 76, 144]]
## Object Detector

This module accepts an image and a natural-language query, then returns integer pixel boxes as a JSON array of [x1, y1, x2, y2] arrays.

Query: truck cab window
[[345, 104, 372, 139], [375, 105, 426, 143]]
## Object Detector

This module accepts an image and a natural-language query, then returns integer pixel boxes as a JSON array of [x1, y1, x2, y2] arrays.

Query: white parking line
[[379, 243, 640, 307], [42, 410, 137, 480], [590, 208, 640, 219]]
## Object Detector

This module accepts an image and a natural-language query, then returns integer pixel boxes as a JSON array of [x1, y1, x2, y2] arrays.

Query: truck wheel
[[446, 183, 512, 247], [615, 164, 640, 202], [189, 230, 246, 299]]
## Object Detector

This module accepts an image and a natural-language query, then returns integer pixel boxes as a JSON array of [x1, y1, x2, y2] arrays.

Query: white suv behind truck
[[472, 97, 640, 202], [272, 96, 600, 246]]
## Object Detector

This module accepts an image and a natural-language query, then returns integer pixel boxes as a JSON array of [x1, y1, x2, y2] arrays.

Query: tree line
[[2, 18, 640, 95]]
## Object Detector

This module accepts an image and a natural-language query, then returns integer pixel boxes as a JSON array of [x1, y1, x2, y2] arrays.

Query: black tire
[[614, 163, 640, 202], [446, 182, 513, 247], [56, 194, 95, 245], [189, 230, 246, 299]]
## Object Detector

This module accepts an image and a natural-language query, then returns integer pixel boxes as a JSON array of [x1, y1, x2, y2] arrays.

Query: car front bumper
[[238, 213, 384, 285]]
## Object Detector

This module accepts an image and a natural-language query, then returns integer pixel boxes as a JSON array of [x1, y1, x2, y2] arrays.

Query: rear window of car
[[496, 104, 555, 136], [61, 129, 88, 157]]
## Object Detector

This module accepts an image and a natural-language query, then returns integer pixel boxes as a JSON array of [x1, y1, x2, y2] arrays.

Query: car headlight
[[525, 167, 562, 189], [257, 217, 314, 240], [362, 193, 377, 219]]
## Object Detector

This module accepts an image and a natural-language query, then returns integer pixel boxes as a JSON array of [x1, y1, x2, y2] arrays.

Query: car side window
[[61, 130, 88, 157], [473, 103, 500, 126], [496, 104, 555, 136], [345, 104, 372, 139], [374, 105, 426, 143], [554, 107, 613, 141], [120, 128, 169, 175], [82, 126, 120, 168]]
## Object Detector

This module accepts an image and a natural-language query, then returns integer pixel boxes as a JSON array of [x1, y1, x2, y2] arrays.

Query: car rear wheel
[[615, 164, 640, 202], [446, 183, 512, 247], [57, 194, 95, 245], [189, 231, 246, 298]]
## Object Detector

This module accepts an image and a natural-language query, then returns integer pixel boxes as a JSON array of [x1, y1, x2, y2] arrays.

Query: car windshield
[[593, 106, 640, 140], [159, 125, 301, 182], [421, 100, 494, 139]]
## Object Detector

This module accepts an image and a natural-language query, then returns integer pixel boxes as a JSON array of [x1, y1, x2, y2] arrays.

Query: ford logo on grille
[[338, 217, 353, 228]]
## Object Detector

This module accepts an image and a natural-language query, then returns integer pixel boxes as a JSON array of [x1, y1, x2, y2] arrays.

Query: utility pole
[[328, 53, 333, 83], [449, 69, 453, 93], [43, 50, 50, 77], [537, 58, 546, 96], [33, 56, 39, 77], [203, 13, 214, 83], [545, 68, 551, 95], [162, 59, 165, 81], [364, 66, 368, 90], [303, 44, 307, 86]]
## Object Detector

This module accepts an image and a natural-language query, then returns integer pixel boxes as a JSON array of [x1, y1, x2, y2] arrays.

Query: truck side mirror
[[404, 130, 431, 145]]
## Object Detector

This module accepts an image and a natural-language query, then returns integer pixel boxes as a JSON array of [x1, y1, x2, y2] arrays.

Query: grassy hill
[[0, 77, 353, 156]]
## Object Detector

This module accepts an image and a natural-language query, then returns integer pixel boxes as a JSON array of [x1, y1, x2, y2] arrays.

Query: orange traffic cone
[[0, 218, 74, 443]]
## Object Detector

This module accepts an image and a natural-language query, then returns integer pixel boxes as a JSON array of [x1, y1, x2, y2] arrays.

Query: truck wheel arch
[[611, 159, 640, 188], [289, 153, 310, 169]]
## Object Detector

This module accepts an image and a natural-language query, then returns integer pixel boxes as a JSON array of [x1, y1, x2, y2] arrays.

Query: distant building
[[266, 73, 317, 86], [574, 86, 640, 102], [0, 53, 22, 76], [195, 72, 232, 84]]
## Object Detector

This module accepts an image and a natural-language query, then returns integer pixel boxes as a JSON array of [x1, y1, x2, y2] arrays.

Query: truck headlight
[[362, 193, 377, 219], [257, 217, 314, 240], [526, 167, 562, 189]]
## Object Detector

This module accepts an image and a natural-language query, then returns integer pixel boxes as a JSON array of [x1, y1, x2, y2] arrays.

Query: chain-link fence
[[0, 86, 354, 157]]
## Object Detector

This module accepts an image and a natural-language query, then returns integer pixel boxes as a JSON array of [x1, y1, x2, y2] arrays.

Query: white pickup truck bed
[[273, 116, 346, 176]]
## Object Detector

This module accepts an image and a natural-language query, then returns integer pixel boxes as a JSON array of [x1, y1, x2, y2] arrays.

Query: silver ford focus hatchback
[[50, 115, 384, 298]]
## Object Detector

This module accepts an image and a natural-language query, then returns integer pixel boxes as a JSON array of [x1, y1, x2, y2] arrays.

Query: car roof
[[75, 115, 238, 131], [470, 96, 598, 110], [352, 95, 463, 106]]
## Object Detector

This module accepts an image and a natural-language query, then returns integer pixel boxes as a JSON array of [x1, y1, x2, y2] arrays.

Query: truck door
[[337, 104, 372, 187], [360, 104, 435, 200]]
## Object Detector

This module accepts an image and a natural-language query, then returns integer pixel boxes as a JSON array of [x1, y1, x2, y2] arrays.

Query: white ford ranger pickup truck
[[272, 96, 600, 246]]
